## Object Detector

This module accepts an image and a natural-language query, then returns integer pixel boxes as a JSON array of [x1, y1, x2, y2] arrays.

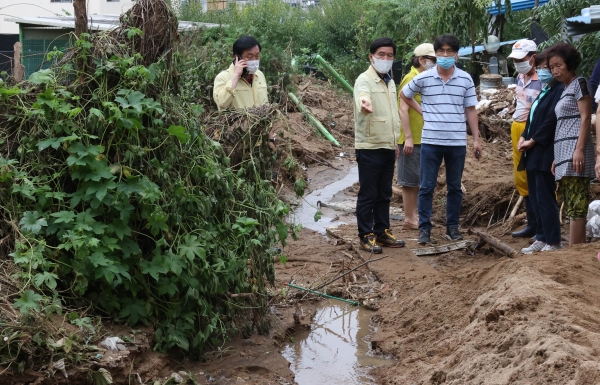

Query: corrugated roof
[[488, 0, 550, 15], [566, 5, 600, 36], [4, 15, 221, 32], [458, 39, 519, 56]]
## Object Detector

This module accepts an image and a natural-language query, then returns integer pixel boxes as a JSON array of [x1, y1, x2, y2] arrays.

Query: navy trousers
[[527, 170, 561, 245]]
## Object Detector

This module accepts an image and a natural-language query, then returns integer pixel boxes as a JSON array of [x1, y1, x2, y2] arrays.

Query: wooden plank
[[411, 240, 476, 256]]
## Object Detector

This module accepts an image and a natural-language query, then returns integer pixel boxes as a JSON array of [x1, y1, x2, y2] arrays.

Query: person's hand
[[403, 137, 414, 156], [473, 139, 482, 160], [361, 99, 373, 114], [395, 146, 399, 160], [551, 161, 556, 176], [233, 56, 247, 78], [595, 155, 600, 180], [518, 139, 535, 152], [572, 148, 585, 174], [517, 137, 525, 152]]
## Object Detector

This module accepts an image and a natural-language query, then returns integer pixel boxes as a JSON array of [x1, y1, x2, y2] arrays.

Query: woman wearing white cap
[[397, 43, 436, 230]]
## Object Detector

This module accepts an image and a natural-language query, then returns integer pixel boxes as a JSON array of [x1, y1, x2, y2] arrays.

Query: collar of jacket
[[366, 65, 391, 84]]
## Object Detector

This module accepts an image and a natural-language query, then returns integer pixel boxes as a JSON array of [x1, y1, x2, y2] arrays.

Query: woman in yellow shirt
[[397, 44, 436, 230]]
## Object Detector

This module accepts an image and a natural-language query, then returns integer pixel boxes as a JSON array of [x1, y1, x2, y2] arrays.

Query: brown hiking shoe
[[360, 233, 383, 254], [376, 229, 406, 248]]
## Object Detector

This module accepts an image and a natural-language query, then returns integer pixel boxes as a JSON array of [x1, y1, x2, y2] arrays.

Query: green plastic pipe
[[287, 282, 360, 306], [287, 92, 341, 147], [314, 54, 354, 95]]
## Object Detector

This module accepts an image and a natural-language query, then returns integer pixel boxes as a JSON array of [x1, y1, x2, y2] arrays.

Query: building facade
[[0, 0, 135, 34]]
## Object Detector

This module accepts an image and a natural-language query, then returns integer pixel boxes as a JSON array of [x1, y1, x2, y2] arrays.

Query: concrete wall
[[0, 0, 135, 34]]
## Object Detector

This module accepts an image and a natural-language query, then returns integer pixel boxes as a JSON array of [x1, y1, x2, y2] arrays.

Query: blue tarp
[[488, 0, 550, 15], [458, 39, 519, 57]]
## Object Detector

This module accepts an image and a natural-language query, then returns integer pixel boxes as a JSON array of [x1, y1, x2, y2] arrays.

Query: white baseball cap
[[508, 39, 537, 59]]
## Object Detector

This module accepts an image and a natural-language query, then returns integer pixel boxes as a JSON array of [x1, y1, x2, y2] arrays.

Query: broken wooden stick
[[472, 230, 518, 258], [314, 254, 388, 291], [411, 240, 476, 256], [509, 195, 524, 220]]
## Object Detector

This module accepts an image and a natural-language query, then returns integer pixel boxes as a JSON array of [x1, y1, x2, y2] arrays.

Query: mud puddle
[[282, 302, 393, 384], [291, 165, 359, 234]]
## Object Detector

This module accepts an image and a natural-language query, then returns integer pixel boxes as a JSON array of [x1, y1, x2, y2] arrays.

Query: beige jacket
[[354, 66, 399, 150], [213, 64, 268, 110]]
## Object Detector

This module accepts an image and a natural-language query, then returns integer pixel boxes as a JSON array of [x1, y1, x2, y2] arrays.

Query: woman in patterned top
[[547, 43, 594, 246]]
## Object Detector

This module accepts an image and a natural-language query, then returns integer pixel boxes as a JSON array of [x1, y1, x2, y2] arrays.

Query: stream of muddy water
[[282, 302, 393, 384], [285, 162, 397, 383]]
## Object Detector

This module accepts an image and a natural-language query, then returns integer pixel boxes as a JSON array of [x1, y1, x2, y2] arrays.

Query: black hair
[[233, 36, 261, 57], [370, 37, 397, 56], [410, 55, 421, 68], [433, 34, 460, 53], [534, 50, 546, 67], [545, 42, 581, 72]]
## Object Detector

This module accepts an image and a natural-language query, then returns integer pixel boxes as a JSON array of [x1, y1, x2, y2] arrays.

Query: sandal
[[402, 221, 419, 230]]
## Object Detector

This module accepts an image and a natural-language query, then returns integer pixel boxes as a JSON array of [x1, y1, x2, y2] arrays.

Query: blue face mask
[[536, 68, 554, 84], [437, 56, 455, 69]]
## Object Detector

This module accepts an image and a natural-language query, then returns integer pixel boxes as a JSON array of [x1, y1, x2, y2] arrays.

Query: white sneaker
[[541, 243, 564, 252], [521, 241, 546, 254]]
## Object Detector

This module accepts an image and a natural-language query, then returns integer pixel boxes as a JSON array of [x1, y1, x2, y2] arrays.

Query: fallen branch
[[313, 254, 389, 291], [411, 240, 476, 256], [509, 195, 524, 220], [471, 229, 518, 258]]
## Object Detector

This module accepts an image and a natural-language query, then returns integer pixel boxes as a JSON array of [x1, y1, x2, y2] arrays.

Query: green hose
[[314, 55, 354, 95], [287, 282, 360, 306], [288, 92, 341, 147]]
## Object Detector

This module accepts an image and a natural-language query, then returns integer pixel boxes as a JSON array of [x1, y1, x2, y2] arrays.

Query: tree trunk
[[73, 0, 88, 36]]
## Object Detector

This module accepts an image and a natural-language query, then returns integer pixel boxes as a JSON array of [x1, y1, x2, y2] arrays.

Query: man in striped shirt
[[400, 34, 482, 244]]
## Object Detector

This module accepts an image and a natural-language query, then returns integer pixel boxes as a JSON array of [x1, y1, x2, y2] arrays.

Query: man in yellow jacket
[[354, 37, 406, 253], [213, 36, 269, 110]]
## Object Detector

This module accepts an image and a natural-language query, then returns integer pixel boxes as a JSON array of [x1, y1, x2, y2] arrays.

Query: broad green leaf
[[119, 299, 147, 325], [19, 211, 48, 234], [13, 290, 43, 314], [167, 125, 190, 144], [50, 210, 76, 224], [33, 271, 58, 290], [28, 69, 54, 85]]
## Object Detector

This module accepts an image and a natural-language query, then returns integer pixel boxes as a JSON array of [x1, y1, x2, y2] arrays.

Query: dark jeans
[[527, 170, 561, 245], [356, 149, 395, 237], [418, 144, 466, 231]]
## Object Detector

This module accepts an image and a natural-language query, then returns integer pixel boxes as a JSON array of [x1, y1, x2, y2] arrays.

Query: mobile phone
[[233, 55, 248, 76], [475, 150, 481, 160]]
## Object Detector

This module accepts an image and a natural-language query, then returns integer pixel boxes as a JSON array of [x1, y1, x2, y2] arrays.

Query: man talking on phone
[[213, 36, 268, 110]]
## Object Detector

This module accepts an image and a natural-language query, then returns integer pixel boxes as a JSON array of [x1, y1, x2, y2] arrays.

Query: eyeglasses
[[435, 49, 456, 56], [375, 53, 395, 59], [422, 56, 437, 62]]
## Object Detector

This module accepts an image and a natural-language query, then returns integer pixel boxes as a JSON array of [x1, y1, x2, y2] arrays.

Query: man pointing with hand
[[354, 37, 406, 253]]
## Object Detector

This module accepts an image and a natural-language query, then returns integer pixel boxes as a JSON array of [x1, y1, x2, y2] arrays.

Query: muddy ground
[[5, 78, 600, 385]]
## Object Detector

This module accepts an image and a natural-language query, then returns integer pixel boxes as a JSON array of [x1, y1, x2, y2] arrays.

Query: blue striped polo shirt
[[402, 66, 477, 146]]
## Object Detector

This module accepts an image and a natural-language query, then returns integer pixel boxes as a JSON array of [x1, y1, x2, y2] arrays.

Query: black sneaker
[[360, 233, 383, 254], [418, 229, 431, 244], [445, 226, 464, 241], [376, 229, 406, 248]]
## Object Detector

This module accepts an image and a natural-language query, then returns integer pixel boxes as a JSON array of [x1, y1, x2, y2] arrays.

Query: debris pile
[[476, 85, 517, 141]]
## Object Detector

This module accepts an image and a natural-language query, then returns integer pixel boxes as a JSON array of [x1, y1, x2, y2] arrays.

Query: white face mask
[[372, 57, 393, 74], [514, 60, 532, 75], [424, 60, 436, 70], [246, 60, 260, 74]]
